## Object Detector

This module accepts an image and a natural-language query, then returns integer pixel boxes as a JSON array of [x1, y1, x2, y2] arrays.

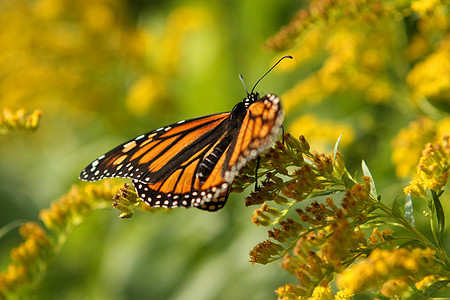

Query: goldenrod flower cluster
[[267, 0, 449, 110], [0, 109, 42, 134], [234, 134, 450, 299], [236, 134, 374, 296], [0, 1, 211, 120], [338, 248, 440, 298], [392, 116, 450, 178], [112, 183, 167, 218], [259, 7, 449, 298], [289, 114, 355, 153], [0, 182, 121, 298], [263, 0, 449, 180], [125, 6, 212, 116], [404, 136, 450, 198]]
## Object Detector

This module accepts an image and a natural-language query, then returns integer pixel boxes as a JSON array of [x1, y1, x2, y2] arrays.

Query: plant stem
[[374, 200, 450, 269]]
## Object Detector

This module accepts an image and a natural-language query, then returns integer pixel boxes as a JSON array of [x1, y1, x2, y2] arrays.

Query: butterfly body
[[80, 92, 284, 211]]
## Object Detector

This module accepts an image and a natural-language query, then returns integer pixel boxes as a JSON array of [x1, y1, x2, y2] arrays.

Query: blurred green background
[[0, 0, 449, 299]]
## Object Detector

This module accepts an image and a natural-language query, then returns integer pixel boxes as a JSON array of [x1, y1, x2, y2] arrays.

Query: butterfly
[[80, 55, 292, 211]]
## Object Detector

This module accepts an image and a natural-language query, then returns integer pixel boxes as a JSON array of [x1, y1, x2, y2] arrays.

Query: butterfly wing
[[80, 112, 230, 183]]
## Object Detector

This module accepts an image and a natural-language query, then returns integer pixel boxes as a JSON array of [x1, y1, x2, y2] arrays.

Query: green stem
[[429, 199, 441, 249], [374, 200, 450, 269]]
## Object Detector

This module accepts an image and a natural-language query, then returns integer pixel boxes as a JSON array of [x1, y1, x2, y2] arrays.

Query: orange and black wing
[[132, 93, 284, 211], [80, 111, 230, 186]]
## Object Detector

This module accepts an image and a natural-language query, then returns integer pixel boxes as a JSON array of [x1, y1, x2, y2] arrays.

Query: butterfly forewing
[[198, 94, 284, 205], [80, 112, 230, 183]]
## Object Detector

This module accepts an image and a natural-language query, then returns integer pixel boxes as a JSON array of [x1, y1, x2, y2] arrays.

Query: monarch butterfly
[[80, 55, 292, 211]]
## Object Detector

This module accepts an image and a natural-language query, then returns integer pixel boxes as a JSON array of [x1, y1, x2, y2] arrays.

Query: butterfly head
[[243, 92, 260, 108], [231, 92, 260, 118], [237, 55, 292, 112]]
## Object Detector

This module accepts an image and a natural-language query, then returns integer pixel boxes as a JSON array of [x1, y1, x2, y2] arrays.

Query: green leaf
[[398, 239, 424, 249], [431, 190, 445, 245], [362, 160, 377, 199], [333, 133, 343, 164], [371, 292, 390, 300], [404, 193, 415, 226], [392, 198, 403, 218], [342, 173, 355, 189], [0, 219, 26, 240], [419, 280, 450, 299]]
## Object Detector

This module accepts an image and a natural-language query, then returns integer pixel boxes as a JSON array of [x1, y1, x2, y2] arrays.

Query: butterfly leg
[[281, 125, 285, 146], [254, 155, 261, 192]]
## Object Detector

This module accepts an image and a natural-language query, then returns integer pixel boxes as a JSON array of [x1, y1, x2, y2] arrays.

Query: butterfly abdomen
[[197, 132, 234, 183]]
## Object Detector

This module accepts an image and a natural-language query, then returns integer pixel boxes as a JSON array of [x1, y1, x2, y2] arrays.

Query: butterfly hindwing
[[131, 125, 238, 210]]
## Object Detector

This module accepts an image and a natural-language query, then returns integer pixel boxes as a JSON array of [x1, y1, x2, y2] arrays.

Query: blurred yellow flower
[[276, 283, 306, 299], [308, 286, 333, 300], [0, 108, 42, 134], [338, 248, 438, 295], [407, 37, 450, 100], [379, 278, 409, 298], [282, 76, 324, 111], [159, 6, 212, 75], [334, 289, 354, 300], [82, 1, 115, 33], [33, 0, 64, 19], [411, 0, 440, 16], [0, 0, 151, 112], [271, 13, 400, 112], [272, 27, 323, 73], [126, 75, 167, 116], [415, 274, 441, 290], [392, 117, 434, 178], [289, 114, 355, 152], [392, 116, 450, 178]]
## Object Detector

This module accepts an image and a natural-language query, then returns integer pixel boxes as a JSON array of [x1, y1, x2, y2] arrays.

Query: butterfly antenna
[[239, 74, 249, 96], [250, 55, 293, 94]]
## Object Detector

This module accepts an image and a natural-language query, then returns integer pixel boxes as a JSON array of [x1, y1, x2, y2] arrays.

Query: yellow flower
[[379, 278, 409, 298], [0, 182, 134, 297], [289, 114, 355, 152], [308, 286, 333, 300], [33, 0, 64, 19], [415, 274, 440, 290], [338, 248, 439, 293], [0, 108, 42, 134], [282, 77, 324, 111], [437, 117, 450, 141], [276, 284, 306, 299], [391, 116, 438, 178], [411, 0, 440, 16], [404, 136, 450, 197], [126, 74, 167, 116], [407, 37, 450, 100], [159, 6, 212, 75], [334, 288, 354, 300], [82, 1, 115, 33]]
